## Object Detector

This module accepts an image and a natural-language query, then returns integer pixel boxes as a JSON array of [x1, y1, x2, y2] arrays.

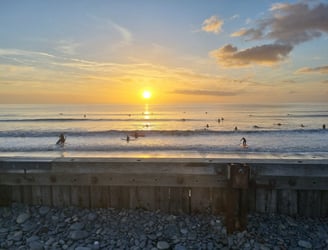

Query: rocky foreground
[[0, 203, 327, 250]]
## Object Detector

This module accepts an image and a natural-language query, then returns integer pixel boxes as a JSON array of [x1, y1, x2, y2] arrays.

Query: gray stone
[[285, 216, 298, 227], [70, 222, 85, 230], [16, 213, 30, 224], [29, 240, 44, 250], [26, 235, 40, 243], [157, 241, 170, 250], [12, 230, 23, 241], [39, 206, 50, 216], [164, 223, 179, 238], [87, 212, 97, 221], [174, 244, 187, 250], [69, 230, 89, 240], [0, 228, 9, 233], [75, 247, 91, 250], [298, 240, 312, 249]]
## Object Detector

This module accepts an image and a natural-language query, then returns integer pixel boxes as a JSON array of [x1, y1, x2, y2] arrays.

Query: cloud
[[173, 89, 239, 97], [55, 40, 80, 55], [108, 20, 133, 46], [230, 28, 263, 39], [297, 66, 328, 74], [236, 2, 328, 45], [210, 43, 292, 67], [0, 48, 55, 58], [202, 15, 224, 34], [217, 2, 328, 68]]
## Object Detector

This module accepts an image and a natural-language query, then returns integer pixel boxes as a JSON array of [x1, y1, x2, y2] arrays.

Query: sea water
[[0, 103, 327, 159]]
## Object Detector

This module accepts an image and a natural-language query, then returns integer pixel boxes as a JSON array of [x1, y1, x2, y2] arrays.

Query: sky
[[0, 0, 328, 104]]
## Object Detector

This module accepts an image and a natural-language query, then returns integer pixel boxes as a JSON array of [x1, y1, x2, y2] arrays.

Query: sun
[[142, 90, 152, 99]]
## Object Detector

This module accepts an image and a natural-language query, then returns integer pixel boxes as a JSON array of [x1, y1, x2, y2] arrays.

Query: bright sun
[[142, 90, 152, 99]]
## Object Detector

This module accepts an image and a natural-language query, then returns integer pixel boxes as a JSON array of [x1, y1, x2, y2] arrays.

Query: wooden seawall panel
[[0, 158, 328, 218]]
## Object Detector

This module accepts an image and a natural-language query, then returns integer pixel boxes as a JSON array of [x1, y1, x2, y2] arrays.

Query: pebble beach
[[1, 203, 327, 250]]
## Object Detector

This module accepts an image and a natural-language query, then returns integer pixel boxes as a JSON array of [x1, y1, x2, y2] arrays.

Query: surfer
[[56, 133, 66, 145], [240, 137, 247, 148]]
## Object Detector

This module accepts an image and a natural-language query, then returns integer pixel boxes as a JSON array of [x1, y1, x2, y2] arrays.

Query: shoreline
[[1, 151, 328, 162]]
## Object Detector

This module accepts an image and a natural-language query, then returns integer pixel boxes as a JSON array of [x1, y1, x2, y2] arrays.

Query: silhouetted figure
[[240, 137, 247, 147], [234, 126, 238, 131], [206, 124, 209, 129], [126, 135, 130, 142], [323, 124, 326, 130], [56, 133, 66, 145], [218, 118, 220, 123]]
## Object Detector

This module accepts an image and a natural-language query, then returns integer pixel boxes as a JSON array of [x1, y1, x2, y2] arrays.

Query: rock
[[75, 247, 91, 250], [69, 230, 89, 240], [70, 222, 85, 230], [12, 230, 23, 241], [174, 244, 187, 250], [298, 240, 312, 249], [29, 240, 44, 250], [39, 206, 50, 216], [16, 213, 30, 224], [157, 241, 170, 250], [164, 223, 179, 238], [285, 216, 298, 227], [180, 228, 188, 235], [26, 235, 40, 243], [87, 212, 97, 221], [0, 228, 9, 233]]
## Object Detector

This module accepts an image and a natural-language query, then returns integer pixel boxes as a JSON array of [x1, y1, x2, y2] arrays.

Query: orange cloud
[[297, 66, 328, 74], [202, 15, 224, 34]]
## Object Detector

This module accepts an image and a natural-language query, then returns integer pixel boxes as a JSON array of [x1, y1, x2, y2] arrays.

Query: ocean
[[0, 103, 327, 159]]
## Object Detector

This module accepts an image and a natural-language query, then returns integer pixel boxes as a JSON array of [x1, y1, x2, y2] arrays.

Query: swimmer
[[240, 137, 247, 147], [56, 133, 66, 145]]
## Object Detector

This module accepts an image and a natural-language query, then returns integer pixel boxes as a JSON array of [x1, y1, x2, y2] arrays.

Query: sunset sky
[[1, 0, 327, 104]]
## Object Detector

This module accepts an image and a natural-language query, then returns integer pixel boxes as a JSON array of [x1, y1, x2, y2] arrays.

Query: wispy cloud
[[172, 89, 240, 97], [107, 20, 133, 46], [202, 15, 224, 34], [0, 48, 55, 58], [55, 40, 80, 55], [296, 65, 328, 74]]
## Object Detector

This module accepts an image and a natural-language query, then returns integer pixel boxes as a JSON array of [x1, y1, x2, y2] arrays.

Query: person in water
[[56, 133, 66, 145], [240, 137, 247, 147]]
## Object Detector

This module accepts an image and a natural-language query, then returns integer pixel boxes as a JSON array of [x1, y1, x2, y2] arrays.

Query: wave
[[0, 118, 200, 123], [1, 143, 327, 154], [0, 128, 326, 138]]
